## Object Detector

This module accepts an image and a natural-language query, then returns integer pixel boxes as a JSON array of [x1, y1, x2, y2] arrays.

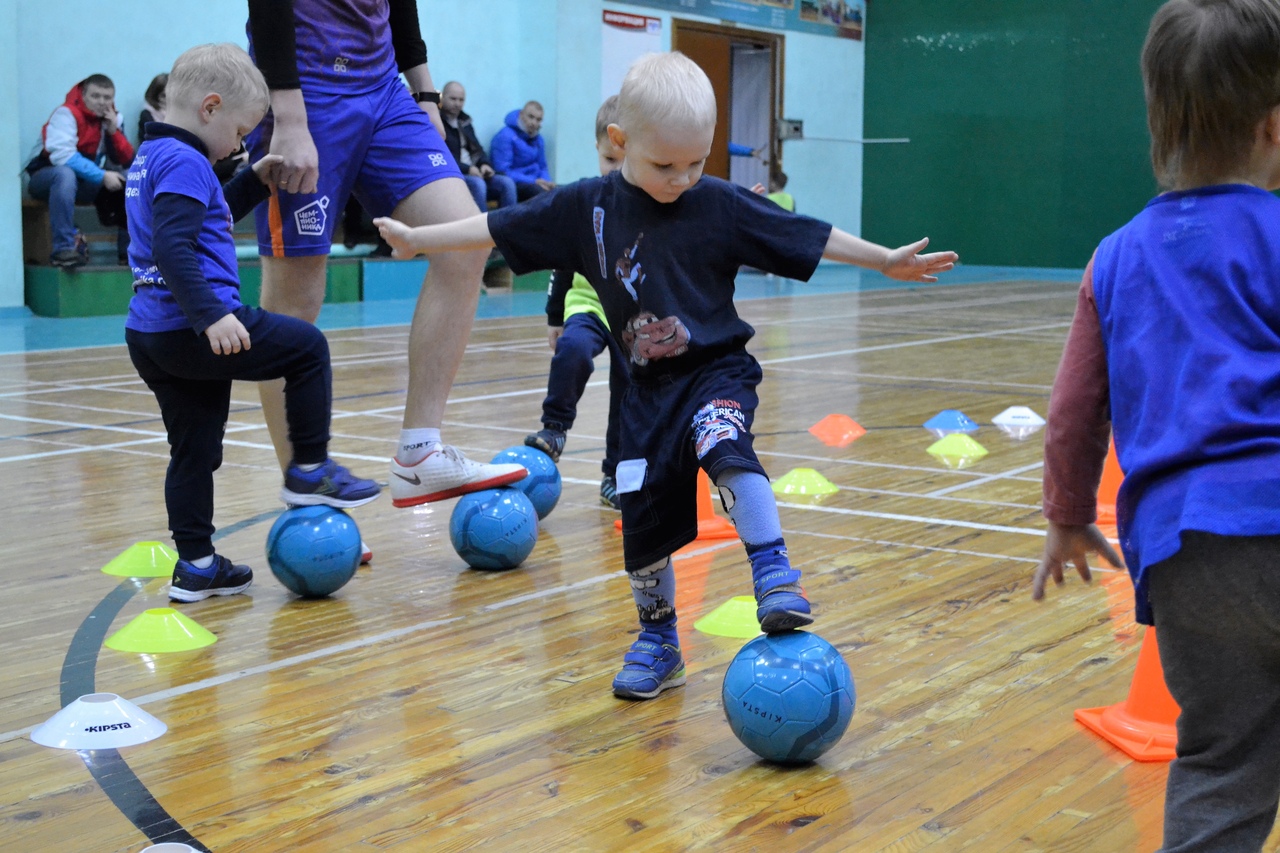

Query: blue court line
[[0, 265, 1083, 356]]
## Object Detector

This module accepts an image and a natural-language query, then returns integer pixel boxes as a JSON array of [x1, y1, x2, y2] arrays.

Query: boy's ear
[[1267, 104, 1280, 146], [607, 123, 627, 150], [200, 93, 223, 120]]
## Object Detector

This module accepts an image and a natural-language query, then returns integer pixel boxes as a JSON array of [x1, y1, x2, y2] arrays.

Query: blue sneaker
[[754, 567, 814, 633], [281, 458, 381, 508], [169, 554, 253, 602], [612, 632, 686, 699]]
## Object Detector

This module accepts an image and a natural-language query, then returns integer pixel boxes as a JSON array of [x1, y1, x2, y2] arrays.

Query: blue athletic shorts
[[247, 74, 462, 257], [617, 348, 767, 570]]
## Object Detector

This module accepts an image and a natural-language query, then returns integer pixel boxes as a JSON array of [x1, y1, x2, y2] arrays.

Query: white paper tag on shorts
[[615, 459, 648, 494]]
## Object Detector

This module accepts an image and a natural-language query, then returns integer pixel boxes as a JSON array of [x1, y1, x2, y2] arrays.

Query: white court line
[[776, 500, 1046, 537], [757, 322, 1068, 366], [926, 461, 1046, 497], [781, 527, 1042, 565]]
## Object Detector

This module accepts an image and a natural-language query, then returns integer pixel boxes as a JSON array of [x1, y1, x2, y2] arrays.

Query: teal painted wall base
[[25, 259, 363, 318]]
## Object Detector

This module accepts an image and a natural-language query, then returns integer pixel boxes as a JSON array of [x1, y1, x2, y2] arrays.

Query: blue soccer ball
[[722, 631, 855, 764], [449, 488, 539, 570], [492, 446, 562, 519], [265, 506, 362, 598]]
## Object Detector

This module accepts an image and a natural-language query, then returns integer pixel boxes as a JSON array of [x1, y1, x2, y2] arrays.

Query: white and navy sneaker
[[169, 554, 253, 602], [390, 444, 526, 508]]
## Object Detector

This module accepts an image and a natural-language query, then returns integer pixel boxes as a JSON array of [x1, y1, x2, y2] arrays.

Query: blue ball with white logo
[[491, 446, 562, 519]]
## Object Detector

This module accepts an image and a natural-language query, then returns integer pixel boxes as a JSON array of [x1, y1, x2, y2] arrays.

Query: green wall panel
[[863, 1, 1162, 268]]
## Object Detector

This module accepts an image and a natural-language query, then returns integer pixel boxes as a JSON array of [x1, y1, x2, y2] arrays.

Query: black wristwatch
[[413, 91, 441, 104]]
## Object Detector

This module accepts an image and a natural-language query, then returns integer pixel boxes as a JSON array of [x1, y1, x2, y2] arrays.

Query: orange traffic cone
[[1074, 626, 1180, 761], [615, 470, 738, 543], [1096, 438, 1124, 527]]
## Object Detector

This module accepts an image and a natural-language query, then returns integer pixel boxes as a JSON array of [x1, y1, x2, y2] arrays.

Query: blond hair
[[617, 52, 716, 135], [1143, 0, 1280, 188], [595, 95, 620, 141], [166, 43, 270, 115]]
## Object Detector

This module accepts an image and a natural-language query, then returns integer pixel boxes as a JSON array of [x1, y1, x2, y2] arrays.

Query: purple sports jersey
[[248, 0, 397, 94]]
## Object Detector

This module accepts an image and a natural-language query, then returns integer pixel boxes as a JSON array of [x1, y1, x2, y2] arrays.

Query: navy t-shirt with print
[[488, 172, 832, 378]]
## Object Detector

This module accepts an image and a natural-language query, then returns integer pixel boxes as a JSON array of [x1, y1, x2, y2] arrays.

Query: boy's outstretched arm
[[373, 213, 496, 259], [823, 228, 958, 282]]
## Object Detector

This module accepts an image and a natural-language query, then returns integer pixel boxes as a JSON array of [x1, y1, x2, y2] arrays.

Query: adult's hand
[[535, 179, 556, 192], [468, 166, 482, 177], [101, 171, 125, 192], [267, 90, 319, 195], [479, 164, 495, 178]]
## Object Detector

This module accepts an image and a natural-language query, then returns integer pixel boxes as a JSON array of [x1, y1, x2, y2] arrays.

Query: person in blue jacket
[[490, 101, 556, 201]]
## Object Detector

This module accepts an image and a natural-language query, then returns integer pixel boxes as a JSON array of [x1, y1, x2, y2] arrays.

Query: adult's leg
[[487, 174, 517, 209], [461, 174, 487, 211], [1150, 533, 1280, 853], [391, 176, 487, 434], [27, 166, 80, 254], [257, 254, 329, 470], [515, 181, 545, 202]]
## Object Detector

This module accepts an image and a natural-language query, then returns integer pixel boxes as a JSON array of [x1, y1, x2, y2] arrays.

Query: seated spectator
[[140, 72, 246, 184], [138, 73, 168, 141], [26, 74, 133, 267], [490, 100, 555, 202], [440, 81, 516, 212]]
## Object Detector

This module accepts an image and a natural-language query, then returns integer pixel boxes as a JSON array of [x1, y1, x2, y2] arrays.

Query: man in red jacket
[[26, 74, 134, 267]]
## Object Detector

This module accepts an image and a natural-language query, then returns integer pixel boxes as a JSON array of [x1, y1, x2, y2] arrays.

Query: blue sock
[[628, 557, 679, 647], [714, 467, 801, 595]]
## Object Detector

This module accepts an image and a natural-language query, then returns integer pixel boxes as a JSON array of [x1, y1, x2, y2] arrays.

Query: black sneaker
[[600, 474, 620, 510], [524, 428, 566, 462], [170, 554, 253, 602], [51, 248, 86, 269]]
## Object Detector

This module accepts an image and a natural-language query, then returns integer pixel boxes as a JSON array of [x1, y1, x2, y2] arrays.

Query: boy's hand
[[205, 314, 252, 355], [547, 325, 564, 350], [881, 237, 959, 283], [1032, 521, 1123, 600], [372, 216, 419, 259], [252, 154, 285, 186]]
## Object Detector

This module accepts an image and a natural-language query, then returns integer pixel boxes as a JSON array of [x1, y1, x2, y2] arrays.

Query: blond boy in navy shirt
[[376, 52, 955, 700]]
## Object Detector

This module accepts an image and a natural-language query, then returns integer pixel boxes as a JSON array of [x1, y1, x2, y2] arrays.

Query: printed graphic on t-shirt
[[622, 312, 690, 365]]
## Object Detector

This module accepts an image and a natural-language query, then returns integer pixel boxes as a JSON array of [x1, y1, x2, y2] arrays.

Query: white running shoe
[[390, 444, 527, 508]]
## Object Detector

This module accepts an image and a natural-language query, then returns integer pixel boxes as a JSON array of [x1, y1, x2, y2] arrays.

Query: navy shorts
[[617, 348, 766, 570], [247, 74, 462, 257]]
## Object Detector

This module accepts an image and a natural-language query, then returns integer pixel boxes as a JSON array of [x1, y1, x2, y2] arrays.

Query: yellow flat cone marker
[[771, 467, 839, 497], [927, 434, 989, 469], [105, 608, 216, 653], [694, 596, 762, 638], [102, 542, 178, 578]]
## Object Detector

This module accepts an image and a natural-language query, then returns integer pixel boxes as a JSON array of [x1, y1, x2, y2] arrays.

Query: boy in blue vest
[[525, 95, 629, 510], [125, 44, 380, 603], [375, 52, 955, 700], [1034, 1, 1280, 848]]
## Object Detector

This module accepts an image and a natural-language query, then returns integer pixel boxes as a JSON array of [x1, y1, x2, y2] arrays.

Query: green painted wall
[[862, 1, 1162, 268]]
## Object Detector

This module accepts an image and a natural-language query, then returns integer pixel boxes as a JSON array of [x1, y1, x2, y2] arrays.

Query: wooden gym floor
[[1, 272, 1277, 852]]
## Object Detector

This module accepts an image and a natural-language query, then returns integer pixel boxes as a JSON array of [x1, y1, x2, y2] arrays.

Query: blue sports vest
[[1092, 183, 1280, 624]]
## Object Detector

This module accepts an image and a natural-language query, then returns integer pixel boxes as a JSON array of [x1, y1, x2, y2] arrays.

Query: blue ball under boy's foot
[[280, 458, 382, 508], [612, 632, 686, 700], [754, 567, 814, 633], [169, 554, 253, 603]]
